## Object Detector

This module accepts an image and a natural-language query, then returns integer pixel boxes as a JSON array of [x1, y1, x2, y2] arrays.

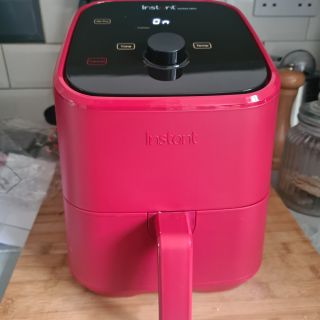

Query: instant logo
[[146, 132, 198, 146]]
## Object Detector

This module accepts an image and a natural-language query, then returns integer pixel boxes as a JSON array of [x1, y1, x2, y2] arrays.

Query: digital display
[[152, 18, 171, 25]]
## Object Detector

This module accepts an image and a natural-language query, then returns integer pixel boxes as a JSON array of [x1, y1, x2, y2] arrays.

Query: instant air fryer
[[54, 1, 280, 319]]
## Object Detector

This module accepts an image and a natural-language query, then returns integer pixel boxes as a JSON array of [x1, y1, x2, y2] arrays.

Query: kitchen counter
[[1, 174, 320, 320]]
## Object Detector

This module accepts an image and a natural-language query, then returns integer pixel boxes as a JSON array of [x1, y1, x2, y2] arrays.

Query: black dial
[[145, 32, 187, 66], [144, 32, 189, 81]]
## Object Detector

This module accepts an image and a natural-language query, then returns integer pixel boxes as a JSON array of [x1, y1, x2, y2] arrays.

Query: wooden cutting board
[[1, 173, 320, 320]]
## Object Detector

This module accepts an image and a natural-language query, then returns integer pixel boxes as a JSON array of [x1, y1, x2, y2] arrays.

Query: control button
[[145, 32, 188, 66], [143, 32, 189, 81], [86, 57, 108, 66], [116, 43, 136, 51], [94, 18, 111, 25], [193, 42, 213, 50]]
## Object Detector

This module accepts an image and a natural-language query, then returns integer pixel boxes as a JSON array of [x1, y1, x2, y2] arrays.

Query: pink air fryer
[[54, 1, 280, 319]]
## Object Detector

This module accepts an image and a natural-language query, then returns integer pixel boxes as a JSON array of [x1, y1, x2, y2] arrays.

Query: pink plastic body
[[64, 198, 268, 293], [54, 1, 280, 319]]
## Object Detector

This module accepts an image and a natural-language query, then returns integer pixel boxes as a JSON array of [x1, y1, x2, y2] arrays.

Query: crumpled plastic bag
[[0, 119, 57, 247], [0, 118, 58, 160]]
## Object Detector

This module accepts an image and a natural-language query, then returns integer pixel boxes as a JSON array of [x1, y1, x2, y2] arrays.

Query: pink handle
[[154, 211, 194, 320]]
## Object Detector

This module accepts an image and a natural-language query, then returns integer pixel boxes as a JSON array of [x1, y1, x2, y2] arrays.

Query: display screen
[[65, 1, 269, 96]]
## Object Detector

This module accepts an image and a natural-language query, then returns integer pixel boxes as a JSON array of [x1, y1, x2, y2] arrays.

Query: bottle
[[278, 94, 320, 216]]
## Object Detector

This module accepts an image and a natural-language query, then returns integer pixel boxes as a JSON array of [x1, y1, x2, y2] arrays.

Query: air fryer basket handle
[[154, 212, 194, 320]]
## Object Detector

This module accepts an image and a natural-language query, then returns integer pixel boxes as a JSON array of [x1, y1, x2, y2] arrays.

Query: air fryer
[[53, 1, 280, 319]]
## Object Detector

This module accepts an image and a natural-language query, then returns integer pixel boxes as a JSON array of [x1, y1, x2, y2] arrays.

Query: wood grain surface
[[1, 172, 320, 320]]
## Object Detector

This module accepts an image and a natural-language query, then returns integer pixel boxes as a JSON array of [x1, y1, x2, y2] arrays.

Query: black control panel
[[65, 1, 270, 96]]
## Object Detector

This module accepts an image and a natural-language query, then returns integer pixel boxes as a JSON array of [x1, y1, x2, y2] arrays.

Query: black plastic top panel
[[65, 1, 270, 96]]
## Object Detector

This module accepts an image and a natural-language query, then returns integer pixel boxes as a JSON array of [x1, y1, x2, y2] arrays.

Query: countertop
[[1, 175, 320, 320]]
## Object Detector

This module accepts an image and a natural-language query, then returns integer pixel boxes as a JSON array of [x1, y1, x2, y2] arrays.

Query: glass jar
[[278, 94, 320, 216]]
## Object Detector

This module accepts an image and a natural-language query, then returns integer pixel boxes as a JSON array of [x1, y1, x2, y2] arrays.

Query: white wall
[[0, 0, 319, 125], [226, 0, 320, 66], [0, 0, 79, 126]]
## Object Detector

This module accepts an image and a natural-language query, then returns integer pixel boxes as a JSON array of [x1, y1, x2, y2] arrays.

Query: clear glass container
[[278, 95, 320, 216]]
